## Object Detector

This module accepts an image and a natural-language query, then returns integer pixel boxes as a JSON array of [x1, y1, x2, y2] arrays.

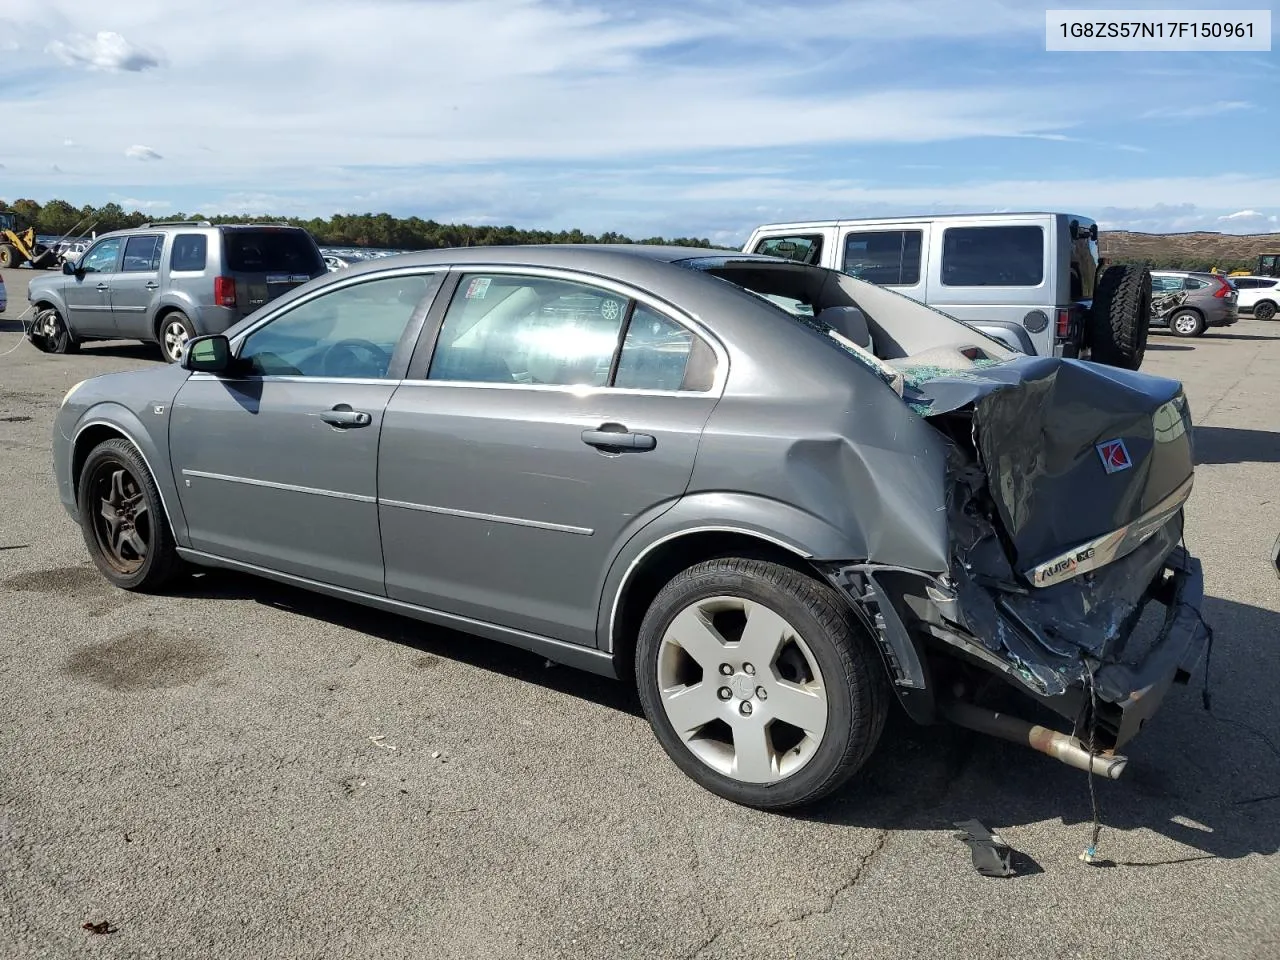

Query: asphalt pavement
[[2, 267, 1278, 960]]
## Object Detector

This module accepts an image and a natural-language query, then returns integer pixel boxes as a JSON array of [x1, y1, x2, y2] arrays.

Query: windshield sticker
[[465, 277, 492, 300]]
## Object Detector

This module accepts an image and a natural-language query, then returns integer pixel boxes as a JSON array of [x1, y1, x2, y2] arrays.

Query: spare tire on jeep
[[1088, 263, 1151, 370]]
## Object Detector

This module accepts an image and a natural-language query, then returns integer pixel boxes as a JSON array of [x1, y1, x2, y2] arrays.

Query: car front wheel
[[636, 557, 888, 810], [77, 438, 182, 592]]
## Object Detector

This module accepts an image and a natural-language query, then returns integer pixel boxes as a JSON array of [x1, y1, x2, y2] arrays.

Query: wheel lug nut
[[719, 663, 733, 676], [718, 687, 732, 701], [744, 663, 756, 676], [740, 701, 753, 716], [757, 686, 768, 700]]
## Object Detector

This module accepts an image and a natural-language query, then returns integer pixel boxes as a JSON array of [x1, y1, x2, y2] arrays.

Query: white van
[[742, 213, 1149, 369]]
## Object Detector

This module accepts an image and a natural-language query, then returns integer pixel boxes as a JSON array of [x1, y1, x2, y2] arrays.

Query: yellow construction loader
[[0, 212, 57, 268]]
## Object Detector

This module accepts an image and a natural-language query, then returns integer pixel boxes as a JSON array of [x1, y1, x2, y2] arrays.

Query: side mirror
[[182, 334, 231, 373], [62, 260, 78, 276]]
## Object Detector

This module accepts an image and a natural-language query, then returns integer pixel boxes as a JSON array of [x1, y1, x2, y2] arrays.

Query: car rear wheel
[[77, 438, 182, 592], [1255, 300, 1277, 322], [158, 312, 196, 363], [1169, 309, 1206, 337], [30, 307, 79, 354], [636, 557, 888, 810]]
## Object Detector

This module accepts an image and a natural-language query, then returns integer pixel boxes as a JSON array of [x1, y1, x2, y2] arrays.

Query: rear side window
[[1183, 277, 1210, 290], [941, 226, 1044, 287], [122, 235, 163, 272], [754, 235, 824, 265], [614, 305, 715, 392], [842, 230, 922, 285], [171, 234, 207, 272], [223, 230, 324, 274]]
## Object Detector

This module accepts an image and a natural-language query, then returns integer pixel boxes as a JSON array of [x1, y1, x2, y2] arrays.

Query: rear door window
[[223, 230, 324, 275], [171, 234, 208, 272], [841, 230, 922, 285], [941, 225, 1044, 287], [753, 235, 824, 265], [122, 235, 163, 272], [1183, 277, 1210, 290]]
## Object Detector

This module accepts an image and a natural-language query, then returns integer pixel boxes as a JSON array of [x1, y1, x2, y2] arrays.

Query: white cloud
[[1220, 209, 1264, 221], [46, 31, 162, 72], [116, 198, 172, 211], [62, 138, 75, 147], [125, 145, 163, 162], [1140, 100, 1252, 120]]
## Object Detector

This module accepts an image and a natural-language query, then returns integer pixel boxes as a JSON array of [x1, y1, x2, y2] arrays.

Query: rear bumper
[[1092, 548, 1209, 747]]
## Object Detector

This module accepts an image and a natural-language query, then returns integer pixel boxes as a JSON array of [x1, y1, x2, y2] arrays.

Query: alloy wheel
[[656, 596, 828, 784], [1172, 312, 1201, 335], [163, 320, 190, 362], [87, 461, 151, 576]]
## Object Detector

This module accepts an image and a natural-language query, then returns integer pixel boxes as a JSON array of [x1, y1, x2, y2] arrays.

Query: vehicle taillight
[[1213, 278, 1233, 299], [214, 276, 237, 307], [1055, 308, 1071, 337]]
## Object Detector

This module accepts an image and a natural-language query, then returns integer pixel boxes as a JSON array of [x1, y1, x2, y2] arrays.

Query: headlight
[[61, 380, 87, 406]]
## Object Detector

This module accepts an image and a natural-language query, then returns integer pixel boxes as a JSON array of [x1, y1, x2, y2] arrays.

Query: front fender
[[64, 401, 190, 546], [594, 491, 867, 653]]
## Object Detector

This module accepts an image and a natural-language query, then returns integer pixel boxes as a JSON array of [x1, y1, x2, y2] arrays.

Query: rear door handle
[[320, 405, 372, 428], [581, 426, 657, 451], [95, 283, 110, 292], [145, 281, 159, 290]]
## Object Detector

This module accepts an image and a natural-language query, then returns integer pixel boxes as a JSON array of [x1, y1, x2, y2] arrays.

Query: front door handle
[[145, 281, 160, 290], [320, 405, 372, 428], [581, 425, 657, 452]]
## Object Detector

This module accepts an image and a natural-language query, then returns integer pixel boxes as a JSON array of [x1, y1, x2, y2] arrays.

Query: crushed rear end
[[832, 354, 1210, 776]]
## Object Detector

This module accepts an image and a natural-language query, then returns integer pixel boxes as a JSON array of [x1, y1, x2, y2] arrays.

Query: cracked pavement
[[2, 269, 1279, 959]]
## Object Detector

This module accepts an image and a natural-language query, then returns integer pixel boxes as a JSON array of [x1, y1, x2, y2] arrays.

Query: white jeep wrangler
[[743, 212, 1150, 369]]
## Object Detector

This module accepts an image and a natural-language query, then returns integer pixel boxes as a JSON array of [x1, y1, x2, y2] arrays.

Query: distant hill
[[1100, 230, 1280, 272]]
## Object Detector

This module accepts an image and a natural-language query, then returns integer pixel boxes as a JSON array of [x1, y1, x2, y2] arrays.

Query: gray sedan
[[52, 245, 1210, 810]]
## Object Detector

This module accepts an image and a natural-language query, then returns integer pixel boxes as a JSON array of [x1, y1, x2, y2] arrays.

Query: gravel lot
[[2, 267, 1278, 960]]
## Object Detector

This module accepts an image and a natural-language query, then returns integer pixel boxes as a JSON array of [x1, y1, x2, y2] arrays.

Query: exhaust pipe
[[941, 701, 1128, 780]]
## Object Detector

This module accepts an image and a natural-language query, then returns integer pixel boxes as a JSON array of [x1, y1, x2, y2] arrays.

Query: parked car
[[51, 245, 1208, 810], [324, 253, 367, 272], [25, 221, 328, 362], [0, 273, 7, 314], [1149, 270, 1238, 337], [743, 213, 1152, 370], [1229, 275, 1279, 321]]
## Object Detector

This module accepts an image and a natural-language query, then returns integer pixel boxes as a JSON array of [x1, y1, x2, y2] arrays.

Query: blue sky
[[1, 0, 1277, 244]]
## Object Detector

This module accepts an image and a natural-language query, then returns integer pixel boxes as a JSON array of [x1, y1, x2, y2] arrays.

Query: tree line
[[0, 197, 719, 251]]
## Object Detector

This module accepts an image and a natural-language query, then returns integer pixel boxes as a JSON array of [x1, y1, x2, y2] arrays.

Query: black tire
[[1168, 308, 1206, 338], [0, 243, 18, 269], [156, 311, 196, 363], [1255, 300, 1277, 322], [77, 438, 183, 592], [635, 557, 889, 810], [29, 307, 79, 355], [1088, 263, 1151, 369]]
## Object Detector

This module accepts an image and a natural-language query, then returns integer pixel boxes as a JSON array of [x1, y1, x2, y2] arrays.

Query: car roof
[[333, 243, 767, 278]]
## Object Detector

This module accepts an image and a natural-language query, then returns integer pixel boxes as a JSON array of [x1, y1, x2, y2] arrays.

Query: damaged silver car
[[49, 246, 1209, 810]]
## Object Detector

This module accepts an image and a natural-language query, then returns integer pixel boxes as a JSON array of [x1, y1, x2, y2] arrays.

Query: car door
[[378, 269, 724, 647], [109, 234, 165, 338], [169, 269, 444, 595], [64, 237, 123, 336]]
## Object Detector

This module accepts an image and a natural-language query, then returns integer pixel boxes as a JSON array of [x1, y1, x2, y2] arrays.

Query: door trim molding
[[380, 497, 594, 536], [181, 468, 376, 503]]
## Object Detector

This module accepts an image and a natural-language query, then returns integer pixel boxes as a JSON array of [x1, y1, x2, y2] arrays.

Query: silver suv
[[25, 221, 327, 361]]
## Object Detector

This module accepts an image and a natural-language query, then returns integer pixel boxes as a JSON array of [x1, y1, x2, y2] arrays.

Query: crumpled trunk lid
[[901, 355, 1197, 695]]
